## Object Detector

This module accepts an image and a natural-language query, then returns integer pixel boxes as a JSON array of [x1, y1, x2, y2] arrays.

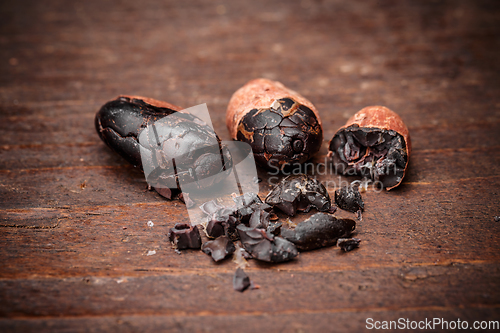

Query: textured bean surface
[[237, 97, 322, 169], [227, 79, 323, 169]]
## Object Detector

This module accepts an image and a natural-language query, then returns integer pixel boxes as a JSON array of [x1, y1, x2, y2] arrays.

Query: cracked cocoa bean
[[226, 79, 323, 170], [328, 106, 411, 190]]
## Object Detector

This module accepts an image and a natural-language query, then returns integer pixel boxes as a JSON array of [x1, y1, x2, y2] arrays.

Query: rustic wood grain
[[1, 0, 499, 331]]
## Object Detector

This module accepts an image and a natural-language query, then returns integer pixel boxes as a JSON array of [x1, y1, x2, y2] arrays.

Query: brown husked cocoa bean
[[329, 106, 411, 190], [226, 79, 323, 170]]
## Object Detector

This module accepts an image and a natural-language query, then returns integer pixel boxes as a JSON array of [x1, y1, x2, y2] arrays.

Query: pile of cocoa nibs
[[167, 174, 364, 292]]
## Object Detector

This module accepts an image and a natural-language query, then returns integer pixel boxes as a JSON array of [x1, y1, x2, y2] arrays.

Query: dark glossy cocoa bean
[[280, 213, 356, 251], [95, 96, 232, 191]]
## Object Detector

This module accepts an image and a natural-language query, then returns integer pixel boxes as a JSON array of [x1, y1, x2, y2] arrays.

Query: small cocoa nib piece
[[265, 174, 332, 216], [202, 236, 236, 262], [281, 213, 356, 251], [167, 223, 202, 250], [248, 209, 270, 229], [233, 268, 251, 292], [329, 106, 411, 190], [337, 238, 361, 252], [236, 225, 298, 263], [226, 79, 323, 169], [335, 186, 364, 213], [232, 193, 272, 225]]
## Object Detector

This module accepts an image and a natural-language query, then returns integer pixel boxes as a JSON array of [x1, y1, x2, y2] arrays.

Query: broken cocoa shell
[[167, 223, 202, 250], [328, 106, 411, 190], [281, 213, 356, 251], [265, 174, 333, 216], [335, 186, 364, 213], [236, 225, 298, 263], [248, 209, 270, 229], [226, 79, 323, 170], [233, 268, 251, 292], [201, 236, 236, 262]]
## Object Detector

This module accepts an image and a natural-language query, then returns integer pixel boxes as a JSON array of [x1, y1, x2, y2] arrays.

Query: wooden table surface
[[1, 0, 499, 332]]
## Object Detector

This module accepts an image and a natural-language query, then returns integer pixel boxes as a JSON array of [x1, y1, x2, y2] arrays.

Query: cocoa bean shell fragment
[[335, 186, 364, 213], [280, 213, 356, 251], [167, 223, 202, 250], [265, 174, 332, 216], [201, 236, 236, 262], [328, 106, 411, 190], [226, 79, 323, 169], [233, 268, 251, 292], [200, 193, 272, 241], [337, 238, 361, 252], [236, 225, 298, 263]]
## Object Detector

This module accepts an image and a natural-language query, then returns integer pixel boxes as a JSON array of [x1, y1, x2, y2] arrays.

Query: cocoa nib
[[233, 268, 251, 292], [265, 174, 332, 216], [248, 209, 270, 229], [202, 236, 235, 262], [237, 225, 298, 263], [335, 186, 364, 213], [205, 207, 238, 239], [337, 238, 361, 252], [233, 192, 272, 224], [328, 106, 411, 190], [167, 223, 202, 250], [281, 213, 356, 251], [248, 209, 282, 235], [200, 193, 272, 241]]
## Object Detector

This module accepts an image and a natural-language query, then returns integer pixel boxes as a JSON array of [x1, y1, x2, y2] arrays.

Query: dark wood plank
[[0, 178, 498, 279], [0, 263, 499, 317], [1, 307, 499, 333]]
